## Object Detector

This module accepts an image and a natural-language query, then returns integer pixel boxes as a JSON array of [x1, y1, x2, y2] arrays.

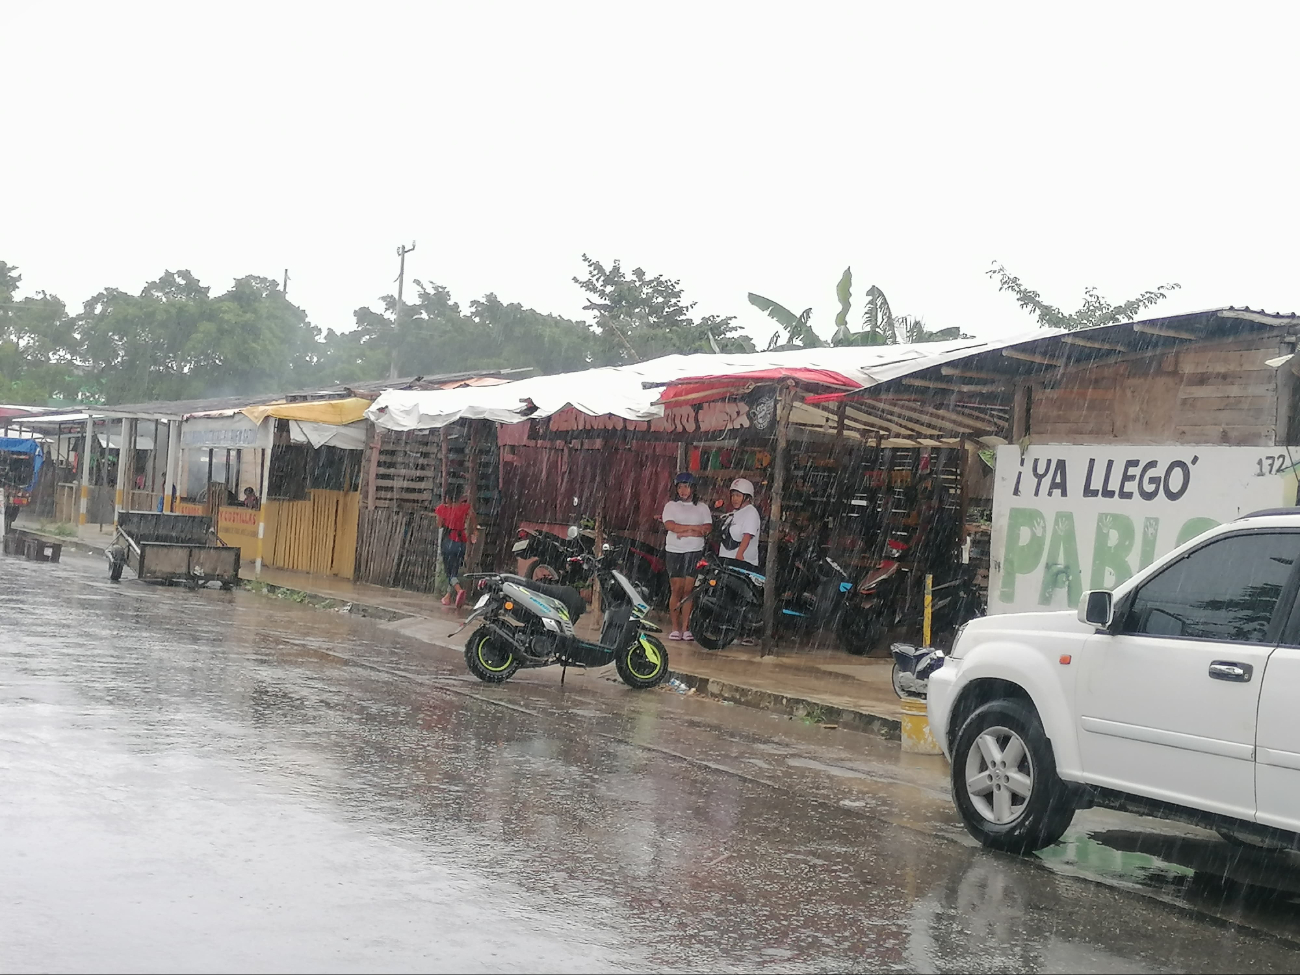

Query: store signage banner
[[180, 415, 271, 450], [990, 444, 1300, 615], [541, 388, 777, 439]]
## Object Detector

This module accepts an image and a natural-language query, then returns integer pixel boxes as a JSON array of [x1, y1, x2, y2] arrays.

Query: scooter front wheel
[[615, 634, 669, 689], [465, 626, 520, 683]]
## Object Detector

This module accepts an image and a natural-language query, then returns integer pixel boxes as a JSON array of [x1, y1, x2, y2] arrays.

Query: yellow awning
[[241, 397, 372, 426]]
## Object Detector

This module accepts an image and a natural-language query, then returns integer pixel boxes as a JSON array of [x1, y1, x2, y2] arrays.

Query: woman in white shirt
[[720, 477, 762, 567], [661, 472, 712, 642]]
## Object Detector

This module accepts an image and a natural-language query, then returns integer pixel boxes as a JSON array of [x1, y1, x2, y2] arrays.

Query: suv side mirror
[[1079, 590, 1114, 629]]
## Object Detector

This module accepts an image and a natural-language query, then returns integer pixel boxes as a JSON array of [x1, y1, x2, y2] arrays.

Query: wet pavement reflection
[[4, 554, 1300, 973]]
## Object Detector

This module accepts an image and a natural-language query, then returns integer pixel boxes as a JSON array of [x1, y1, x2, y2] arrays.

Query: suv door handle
[[1209, 661, 1254, 682]]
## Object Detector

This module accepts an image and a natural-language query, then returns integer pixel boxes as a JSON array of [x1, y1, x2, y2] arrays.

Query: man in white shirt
[[720, 478, 762, 567], [661, 472, 712, 641]]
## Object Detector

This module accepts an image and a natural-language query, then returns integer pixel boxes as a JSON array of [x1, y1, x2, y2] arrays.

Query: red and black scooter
[[837, 500, 983, 655]]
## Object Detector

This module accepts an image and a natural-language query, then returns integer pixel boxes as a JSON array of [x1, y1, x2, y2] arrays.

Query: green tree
[[76, 269, 319, 403], [0, 261, 82, 403], [575, 255, 751, 364], [318, 282, 599, 384], [987, 262, 1181, 331]]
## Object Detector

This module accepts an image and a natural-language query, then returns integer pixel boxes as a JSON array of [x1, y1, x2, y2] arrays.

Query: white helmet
[[730, 478, 755, 496]]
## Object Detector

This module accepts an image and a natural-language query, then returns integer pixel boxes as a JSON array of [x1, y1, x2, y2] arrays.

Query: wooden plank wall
[[372, 430, 440, 508], [1032, 336, 1282, 445], [357, 421, 501, 589], [354, 508, 443, 591], [266, 489, 357, 577]]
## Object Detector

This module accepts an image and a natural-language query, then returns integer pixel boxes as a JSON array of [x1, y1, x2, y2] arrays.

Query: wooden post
[[255, 443, 273, 578], [761, 384, 795, 656], [1012, 384, 1032, 443], [145, 420, 158, 508], [466, 420, 482, 572], [592, 505, 605, 616], [113, 418, 130, 527], [78, 416, 94, 525], [365, 425, 381, 509]]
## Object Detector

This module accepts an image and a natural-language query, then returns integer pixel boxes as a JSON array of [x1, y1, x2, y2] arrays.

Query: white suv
[[928, 510, 1300, 853]]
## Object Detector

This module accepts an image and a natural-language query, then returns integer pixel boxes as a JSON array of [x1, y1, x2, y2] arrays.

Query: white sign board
[[990, 444, 1300, 615], [180, 415, 271, 450]]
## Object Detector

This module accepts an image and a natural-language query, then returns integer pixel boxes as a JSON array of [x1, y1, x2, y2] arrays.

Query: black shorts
[[666, 551, 702, 579]]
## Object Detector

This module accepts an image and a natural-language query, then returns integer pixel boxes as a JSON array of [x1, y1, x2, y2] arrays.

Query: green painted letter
[[1038, 511, 1083, 608], [1090, 513, 1136, 590], [1000, 507, 1047, 604]]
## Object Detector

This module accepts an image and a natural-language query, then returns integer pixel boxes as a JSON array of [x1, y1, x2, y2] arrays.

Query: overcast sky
[[4, 3, 1299, 348]]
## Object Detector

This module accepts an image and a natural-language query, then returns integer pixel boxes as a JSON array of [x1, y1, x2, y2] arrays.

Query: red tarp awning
[[656, 367, 863, 407]]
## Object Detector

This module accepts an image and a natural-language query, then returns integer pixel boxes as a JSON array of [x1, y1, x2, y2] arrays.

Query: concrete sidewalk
[[14, 516, 907, 738], [240, 563, 906, 739]]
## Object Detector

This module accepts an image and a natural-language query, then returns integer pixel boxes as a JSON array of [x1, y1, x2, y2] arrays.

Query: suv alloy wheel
[[951, 699, 1076, 852]]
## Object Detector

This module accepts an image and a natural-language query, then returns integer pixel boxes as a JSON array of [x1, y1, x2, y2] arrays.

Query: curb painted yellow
[[900, 697, 942, 755]]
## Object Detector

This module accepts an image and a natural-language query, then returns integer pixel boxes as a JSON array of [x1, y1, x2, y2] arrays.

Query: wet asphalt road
[[4, 556, 1300, 973]]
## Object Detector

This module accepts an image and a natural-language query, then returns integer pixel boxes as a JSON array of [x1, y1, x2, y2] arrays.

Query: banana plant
[[747, 293, 823, 349], [831, 267, 853, 344], [894, 315, 965, 344]]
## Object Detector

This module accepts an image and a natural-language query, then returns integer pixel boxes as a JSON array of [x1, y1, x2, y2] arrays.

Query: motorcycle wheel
[[839, 611, 885, 656], [615, 635, 669, 689], [464, 626, 520, 683], [690, 599, 740, 651], [527, 562, 561, 583], [891, 662, 909, 699]]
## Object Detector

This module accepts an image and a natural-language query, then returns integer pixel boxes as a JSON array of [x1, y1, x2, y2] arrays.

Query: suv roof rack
[[1237, 507, 1300, 520]]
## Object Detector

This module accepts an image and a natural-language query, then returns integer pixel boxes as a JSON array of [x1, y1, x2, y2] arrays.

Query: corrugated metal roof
[[92, 368, 531, 419]]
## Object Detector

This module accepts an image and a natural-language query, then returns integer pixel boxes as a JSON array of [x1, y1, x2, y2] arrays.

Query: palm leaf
[[861, 285, 894, 341], [748, 293, 800, 330]]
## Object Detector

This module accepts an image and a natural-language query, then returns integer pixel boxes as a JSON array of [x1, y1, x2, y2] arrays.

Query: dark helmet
[[674, 471, 696, 485]]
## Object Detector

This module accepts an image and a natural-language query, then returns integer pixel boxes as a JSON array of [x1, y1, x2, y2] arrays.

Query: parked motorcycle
[[687, 538, 853, 651], [687, 551, 766, 650], [457, 551, 670, 689], [889, 643, 947, 699], [512, 523, 592, 587], [512, 519, 669, 606], [838, 560, 985, 656]]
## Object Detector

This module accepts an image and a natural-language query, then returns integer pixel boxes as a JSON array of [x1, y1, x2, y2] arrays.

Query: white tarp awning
[[365, 337, 1042, 432], [289, 419, 368, 450]]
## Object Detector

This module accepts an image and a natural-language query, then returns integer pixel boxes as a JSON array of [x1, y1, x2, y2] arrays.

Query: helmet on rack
[[729, 477, 755, 497]]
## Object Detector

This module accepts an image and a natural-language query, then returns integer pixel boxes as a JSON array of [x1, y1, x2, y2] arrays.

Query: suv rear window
[[1120, 532, 1300, 643]]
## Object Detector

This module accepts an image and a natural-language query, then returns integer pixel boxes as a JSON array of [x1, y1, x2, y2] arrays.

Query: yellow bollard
[[923, 573, 933, 647], [900, 697, 942, 755]]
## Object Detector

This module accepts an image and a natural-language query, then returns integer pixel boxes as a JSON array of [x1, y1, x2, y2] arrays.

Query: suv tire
[[951, 699, 1076, 853]]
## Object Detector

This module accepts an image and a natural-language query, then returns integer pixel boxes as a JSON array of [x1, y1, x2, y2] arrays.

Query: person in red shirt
[[435, 488, 477, 608]]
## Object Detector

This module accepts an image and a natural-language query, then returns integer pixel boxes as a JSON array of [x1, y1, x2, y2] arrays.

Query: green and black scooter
[[455, 550, 669, 689]]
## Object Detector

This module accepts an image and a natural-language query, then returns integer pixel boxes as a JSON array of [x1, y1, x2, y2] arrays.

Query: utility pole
[[282, 269, 289, 297], [392, 242, 416, 380]]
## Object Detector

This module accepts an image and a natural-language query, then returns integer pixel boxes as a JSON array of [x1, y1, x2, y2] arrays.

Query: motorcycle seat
[[516, 578, 586, 621]]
